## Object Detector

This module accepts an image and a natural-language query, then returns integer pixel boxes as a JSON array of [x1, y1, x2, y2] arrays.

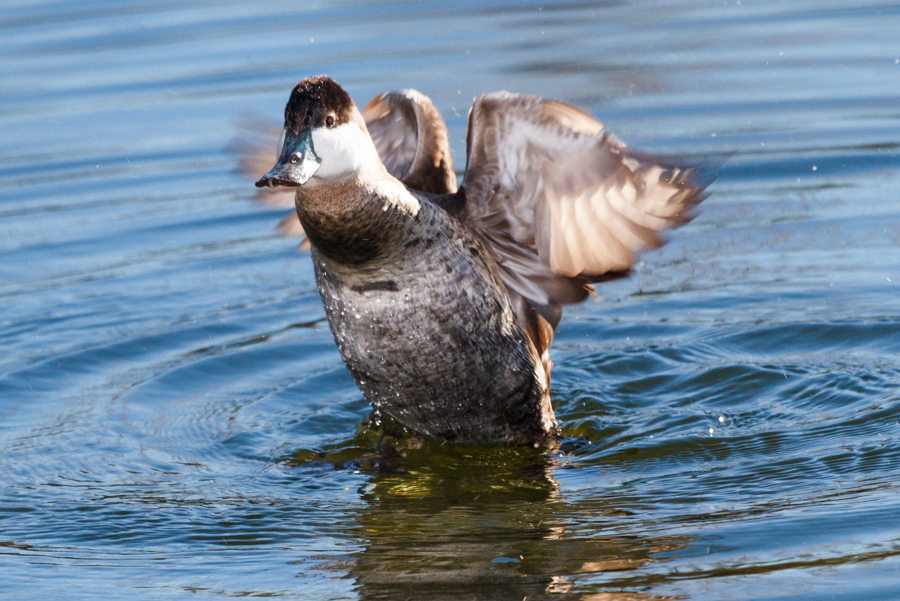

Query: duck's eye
[[325, 115, 335, 127]]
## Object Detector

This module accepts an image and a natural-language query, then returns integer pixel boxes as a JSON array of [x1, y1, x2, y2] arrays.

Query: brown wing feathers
[[461, 92, 708, 285]]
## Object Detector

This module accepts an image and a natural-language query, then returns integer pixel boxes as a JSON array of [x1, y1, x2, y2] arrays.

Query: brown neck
[[293, 176, 418, 265]]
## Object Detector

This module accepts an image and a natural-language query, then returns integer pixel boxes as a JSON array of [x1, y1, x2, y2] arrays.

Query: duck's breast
[[311, 201, 552, 443]]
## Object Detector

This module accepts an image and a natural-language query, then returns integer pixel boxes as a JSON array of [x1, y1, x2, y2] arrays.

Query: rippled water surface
[[2, 1, 900, 599]]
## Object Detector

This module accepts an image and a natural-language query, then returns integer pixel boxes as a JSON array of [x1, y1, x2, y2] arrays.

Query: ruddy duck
[[251, 76, 713, 445]]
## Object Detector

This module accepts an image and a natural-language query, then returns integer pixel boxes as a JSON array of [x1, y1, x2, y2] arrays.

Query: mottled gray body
[[252, 76, 712, 445], [298, 183, 554, 444]]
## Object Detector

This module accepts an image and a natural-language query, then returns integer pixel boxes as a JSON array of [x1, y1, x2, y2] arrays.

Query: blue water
[[2, 1, 900, 599]]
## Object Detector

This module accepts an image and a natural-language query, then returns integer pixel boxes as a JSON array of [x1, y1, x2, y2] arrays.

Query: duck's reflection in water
[[334, 439, 686, 601]]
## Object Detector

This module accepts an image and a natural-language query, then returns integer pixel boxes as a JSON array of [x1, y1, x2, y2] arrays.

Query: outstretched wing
[[461, 91, 714, 309]]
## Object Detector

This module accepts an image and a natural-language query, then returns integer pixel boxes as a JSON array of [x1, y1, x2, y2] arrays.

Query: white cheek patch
[[311, 123, 381, 180]]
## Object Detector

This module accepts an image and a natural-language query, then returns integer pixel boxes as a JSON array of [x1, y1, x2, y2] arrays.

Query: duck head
[[256, 76, 381, 188]]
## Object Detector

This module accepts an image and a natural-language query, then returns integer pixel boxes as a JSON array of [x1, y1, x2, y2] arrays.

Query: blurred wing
[[230, 112, 297, 210], [228, 114, 308, 249], [461, 92, 713, 309], [363, 90, 457, 195]]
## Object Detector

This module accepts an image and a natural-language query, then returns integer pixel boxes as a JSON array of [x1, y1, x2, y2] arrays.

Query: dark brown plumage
[[285, 76, 356, 132]]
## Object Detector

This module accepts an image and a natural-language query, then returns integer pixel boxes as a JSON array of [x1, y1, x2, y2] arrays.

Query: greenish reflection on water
[[291, 435, 686, 600]]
